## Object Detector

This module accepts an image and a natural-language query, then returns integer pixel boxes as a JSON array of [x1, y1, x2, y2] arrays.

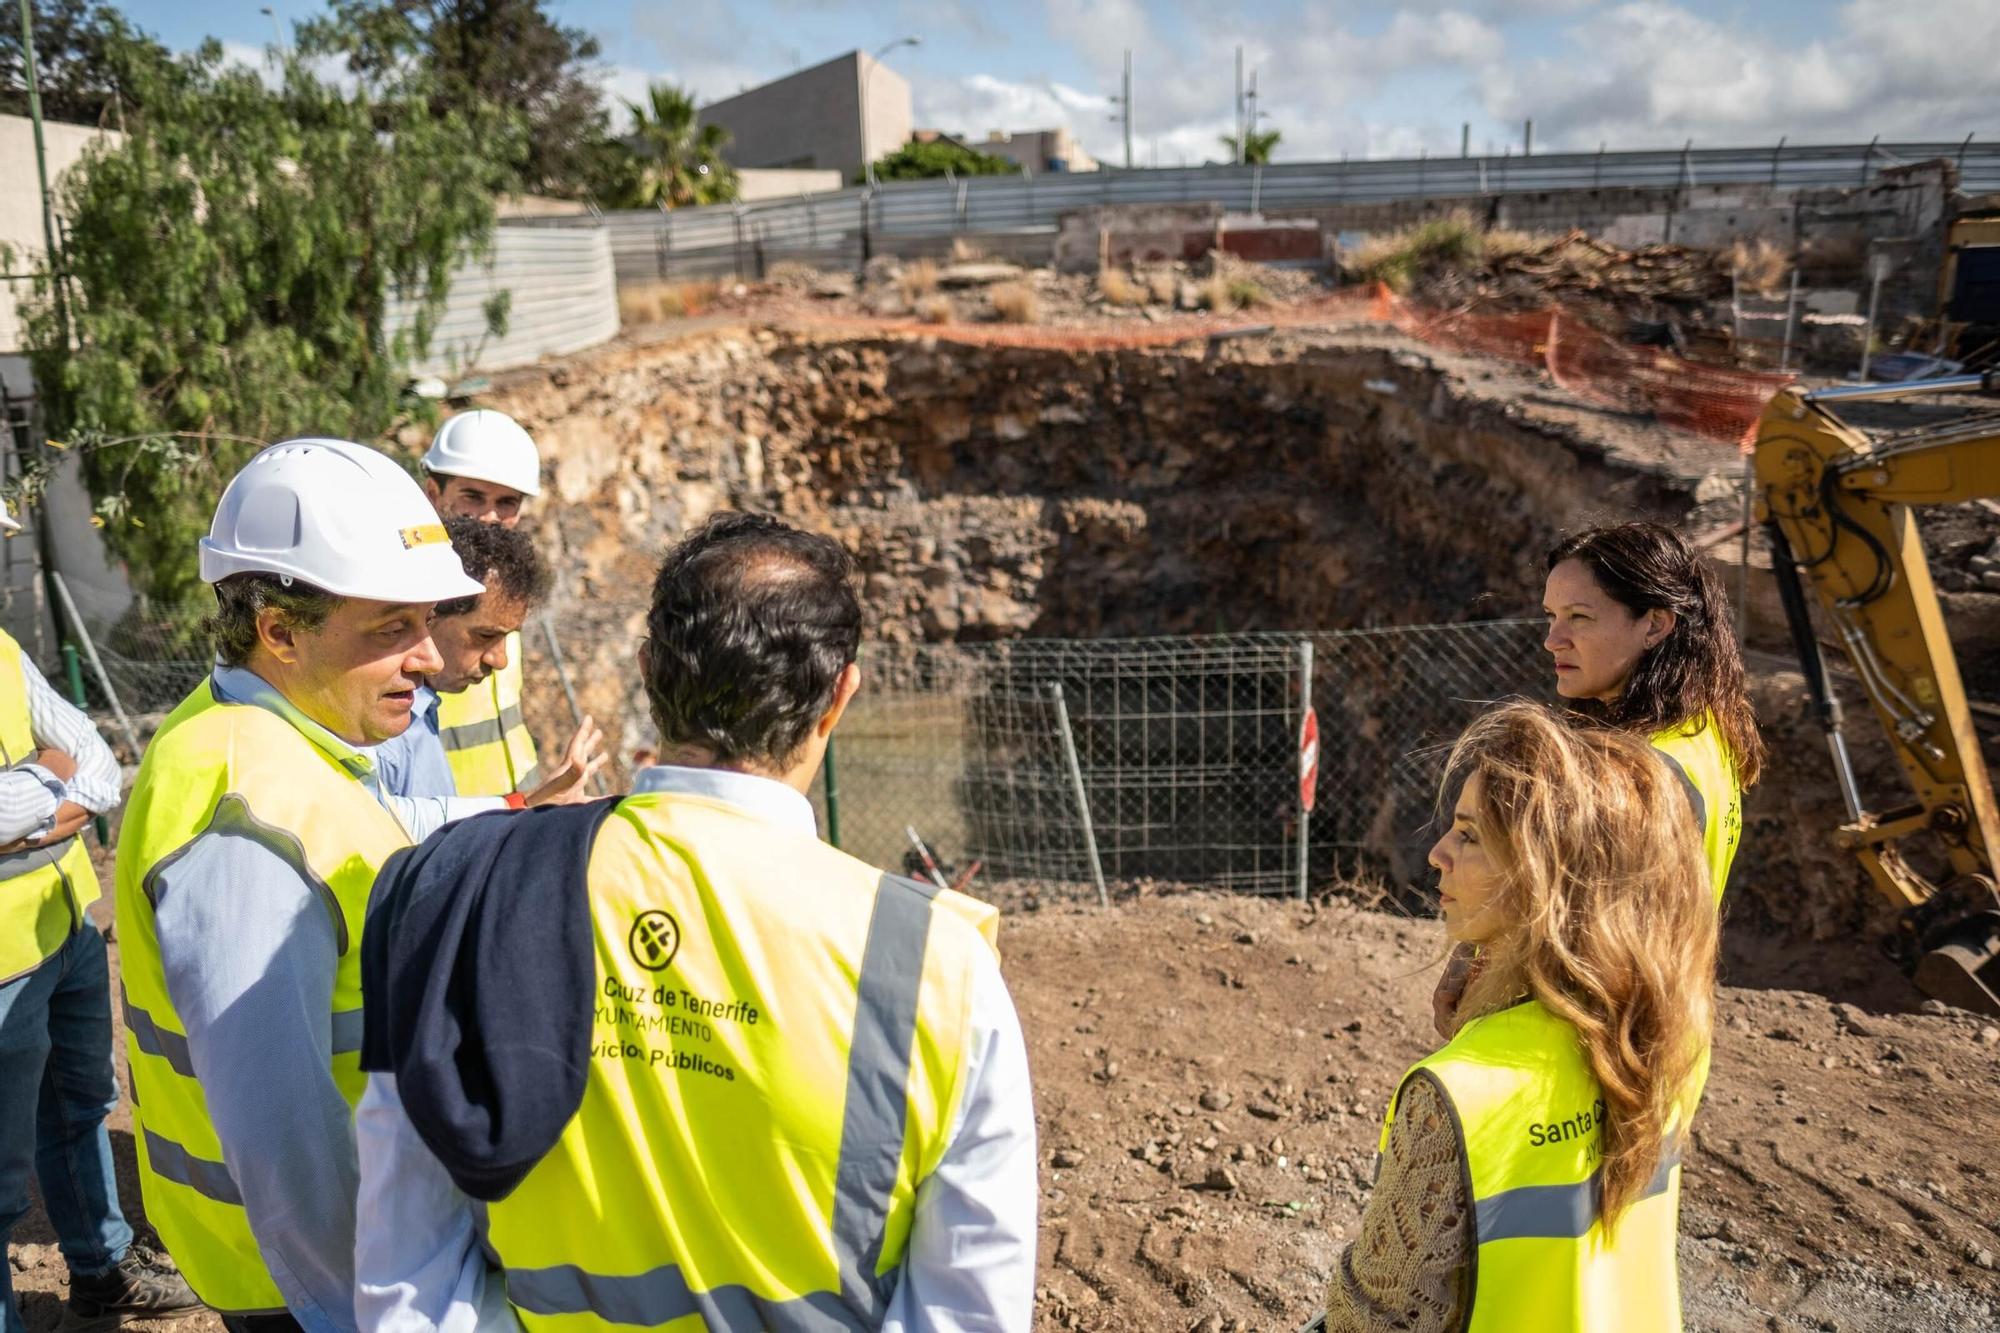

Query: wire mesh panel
[[803, 622, 1552, 902]]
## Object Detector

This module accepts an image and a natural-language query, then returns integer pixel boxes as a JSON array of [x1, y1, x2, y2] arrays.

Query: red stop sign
[[1298, 707, 1320, 813]]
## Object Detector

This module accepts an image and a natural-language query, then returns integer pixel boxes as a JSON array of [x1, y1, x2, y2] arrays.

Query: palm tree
[[1218, 128, 1282, 165], [623, 82, 739, 207]]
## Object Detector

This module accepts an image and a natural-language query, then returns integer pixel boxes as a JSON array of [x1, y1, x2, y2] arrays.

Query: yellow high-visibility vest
[[0, 630, 98, 984], [480, 791, 1000, 1330], [114, 680, 410, 1315], [1381, 999, 1708, 1333], [436, 630, 538, 796], [1650, 710, 1742, 903]]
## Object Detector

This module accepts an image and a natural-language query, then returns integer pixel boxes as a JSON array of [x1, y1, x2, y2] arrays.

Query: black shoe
[[61, 1245, 204, 1330]]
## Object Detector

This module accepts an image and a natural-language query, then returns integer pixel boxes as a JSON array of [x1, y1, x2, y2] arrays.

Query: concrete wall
[[0, 114, 116, 354], [979, 129, 1099, 174], [699, 51, 910, 182], [737, 168, 845, 202]]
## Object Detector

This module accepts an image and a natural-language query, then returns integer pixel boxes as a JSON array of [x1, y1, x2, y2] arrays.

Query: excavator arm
[[1754, 375, 2000, 1014]]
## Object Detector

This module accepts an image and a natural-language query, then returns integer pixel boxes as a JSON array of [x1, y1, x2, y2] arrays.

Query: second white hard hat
[[200, 439, 487, 602], [421, 410, 542, 497]]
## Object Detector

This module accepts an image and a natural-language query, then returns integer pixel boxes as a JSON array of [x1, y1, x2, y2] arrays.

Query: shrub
[[950, 237, 986, 262], [1730, 238, 1791, 294], [989, 281, 1040, 324], [1227, 278, 1270, 309], [1345, 211, 1485, 292], [916, 295, 954, 324], [898, 258, 941, 302], [1146, 269, 1179, 304], [1097, 268, 1144, 306]]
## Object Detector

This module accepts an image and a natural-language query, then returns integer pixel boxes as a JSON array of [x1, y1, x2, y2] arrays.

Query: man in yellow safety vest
[[116, 440, 487, 1333], [420, 410, 543, 796], [0, 495, 201, 1333], [356, 513, 1039, 1332]]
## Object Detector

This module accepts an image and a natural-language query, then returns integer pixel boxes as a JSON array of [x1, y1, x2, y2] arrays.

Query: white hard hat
[[421, 410, 542, 497], [200, 439, 486, 602]]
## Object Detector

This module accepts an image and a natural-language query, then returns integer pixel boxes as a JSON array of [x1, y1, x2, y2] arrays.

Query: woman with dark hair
[[1541, 520, 1764, 900]]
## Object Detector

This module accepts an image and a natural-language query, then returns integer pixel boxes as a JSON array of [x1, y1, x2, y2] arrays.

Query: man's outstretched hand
[[523, 716, 609, 807]]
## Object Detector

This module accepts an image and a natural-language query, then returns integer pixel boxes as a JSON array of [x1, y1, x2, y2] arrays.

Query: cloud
[[1478, 0, 2000, 149]]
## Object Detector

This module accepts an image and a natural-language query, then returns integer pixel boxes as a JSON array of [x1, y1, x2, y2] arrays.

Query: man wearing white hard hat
[[0, 500, 201, 1333], [114, 440, 486, 1333], [419, 410, 545, 798]]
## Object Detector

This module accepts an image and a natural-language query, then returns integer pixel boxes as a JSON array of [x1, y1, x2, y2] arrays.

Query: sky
[[120, 0, 2000, 167]]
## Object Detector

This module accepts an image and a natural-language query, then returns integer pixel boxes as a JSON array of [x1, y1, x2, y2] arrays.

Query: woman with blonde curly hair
[[1323, 702, 1717, 1333]]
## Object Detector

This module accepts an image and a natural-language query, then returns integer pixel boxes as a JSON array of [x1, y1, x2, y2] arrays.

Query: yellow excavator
[[1755, 375, 2000, 1015]]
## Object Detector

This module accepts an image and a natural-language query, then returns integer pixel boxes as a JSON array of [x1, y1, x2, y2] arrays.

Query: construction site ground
[[11, 883, 2000, 1333]]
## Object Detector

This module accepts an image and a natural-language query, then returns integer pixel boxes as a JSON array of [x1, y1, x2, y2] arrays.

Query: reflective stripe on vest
[[0, 631, 96, 983], [436, 636, 538, 796], [1382, 1000, 1708, 1333], [1650, 712, 1742, 904], [480, 792, 1001, 1331], [114, 680, 410, 1314]]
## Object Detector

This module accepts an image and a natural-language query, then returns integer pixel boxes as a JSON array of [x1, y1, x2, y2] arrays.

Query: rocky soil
[[15, 887, 1998, 1333]]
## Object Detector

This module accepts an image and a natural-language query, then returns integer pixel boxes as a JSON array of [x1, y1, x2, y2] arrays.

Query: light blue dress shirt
[[146, 666, 487, 1333]]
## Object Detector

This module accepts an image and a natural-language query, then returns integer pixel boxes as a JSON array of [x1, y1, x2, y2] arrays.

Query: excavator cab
[[1755, 373, 2000, 1015]]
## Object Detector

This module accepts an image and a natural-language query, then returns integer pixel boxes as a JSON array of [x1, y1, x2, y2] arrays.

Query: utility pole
[[1523, 118, 1534, 156], [17, 0, 69, 351], [1233, 46, 1244, 164], [1245, 68, 1261, 157], [1123, 49, 1134, 170]]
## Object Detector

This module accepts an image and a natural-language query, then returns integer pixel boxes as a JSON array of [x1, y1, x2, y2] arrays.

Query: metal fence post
[[60, 643, 110, 846], [1295, 640, 1313, 903], [49, 574, 140, 759], [823, 734, 842, 849], [1048, 682, 1108, 908], [538, 610, 607, 795], [1860, 134, 1878, 186], [1251, 163, 1263, 215], [1770, 136, 1786, 187], [1779, 267, 1800, 373]]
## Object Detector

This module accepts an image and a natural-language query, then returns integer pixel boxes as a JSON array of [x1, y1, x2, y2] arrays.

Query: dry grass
[[1194, 271, 1232, 311], [1227, 277, 1270, 309], [898, 259, 941, 303], [1146, 269, 1179, 304], [1096, 268, 1145, 307], [989, 281, 1041, 324], [1344, 211, 1485, 293], [1730, 238, 1791, 294], [1481, 228, 1544, 263], [949, 237, 986, 262], [616, 280, 718, 326], [916, 295, 954, 325]]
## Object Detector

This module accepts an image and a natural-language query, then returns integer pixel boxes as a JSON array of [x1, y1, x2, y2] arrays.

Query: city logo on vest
[[629, 910, 682, 971]]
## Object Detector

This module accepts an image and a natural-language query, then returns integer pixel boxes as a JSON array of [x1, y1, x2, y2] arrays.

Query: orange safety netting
[[780, 284, 1792, 450], [1376, 293, 1795, 451]]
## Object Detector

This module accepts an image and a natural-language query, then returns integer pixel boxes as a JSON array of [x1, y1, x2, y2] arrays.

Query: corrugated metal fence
[[388, 224, 619, 378], [528, 139, 2000, 282]]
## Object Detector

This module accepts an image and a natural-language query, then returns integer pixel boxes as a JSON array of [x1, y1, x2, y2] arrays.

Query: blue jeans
[[0, 924, 133, 1333]]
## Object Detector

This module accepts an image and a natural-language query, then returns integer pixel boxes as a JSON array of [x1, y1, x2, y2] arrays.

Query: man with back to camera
[[418, 410, 546, 797], [115, 439, 488, 1333], [375, 516, 606, 812], [356, 512, 1039, 1332]]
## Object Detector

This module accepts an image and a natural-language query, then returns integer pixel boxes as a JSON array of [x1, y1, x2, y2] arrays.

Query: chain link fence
[[808, 622, 1550, 903]]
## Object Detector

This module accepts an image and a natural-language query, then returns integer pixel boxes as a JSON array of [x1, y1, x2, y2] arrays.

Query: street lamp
[[861, 35, 920, 189]]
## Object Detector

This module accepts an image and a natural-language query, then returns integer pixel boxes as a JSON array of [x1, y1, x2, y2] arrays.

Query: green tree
[[1218, 128, 1281, 165], [865, 139, 1013, 183], [610, 82, 737, 208], [19, 16, 519, 602], [0, 0, 168, 123], [322, 0, 605, 196]]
